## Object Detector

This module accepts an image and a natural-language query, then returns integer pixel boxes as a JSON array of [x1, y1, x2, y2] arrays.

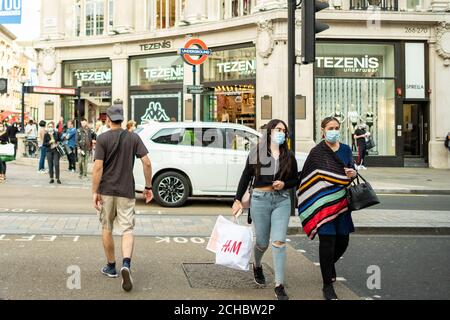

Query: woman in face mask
[[43, 122, 62, 184], [297, 117, 357, 300], [232, 119, 299, 300]]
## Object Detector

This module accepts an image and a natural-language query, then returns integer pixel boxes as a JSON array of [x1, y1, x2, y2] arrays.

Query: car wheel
[[153, 171, 190, 207]]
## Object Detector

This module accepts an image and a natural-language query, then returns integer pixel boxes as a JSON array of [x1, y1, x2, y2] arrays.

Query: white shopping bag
[[207, 215, 254, 271], [0, 143, 14, 156]]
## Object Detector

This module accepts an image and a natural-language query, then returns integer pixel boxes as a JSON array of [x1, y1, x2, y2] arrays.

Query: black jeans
[[357, 142, 367, 166], [47, 150, 60, 180], [0, 161, 6, 174], [67, 148, 76, 170], [319, 235, 350, 286]]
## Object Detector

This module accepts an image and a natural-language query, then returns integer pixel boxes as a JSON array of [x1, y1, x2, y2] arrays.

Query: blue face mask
[[272, 131, 286, 145], [325, 130, 340, 143]]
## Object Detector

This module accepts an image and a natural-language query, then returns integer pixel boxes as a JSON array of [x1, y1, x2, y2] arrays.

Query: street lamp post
[[76, 80, 82, 129], [20, 69, 27, 133]]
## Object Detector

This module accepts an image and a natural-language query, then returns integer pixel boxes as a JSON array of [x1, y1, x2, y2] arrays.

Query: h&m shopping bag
[[207, 215, 254, 271], [0, 143, 14, 156]]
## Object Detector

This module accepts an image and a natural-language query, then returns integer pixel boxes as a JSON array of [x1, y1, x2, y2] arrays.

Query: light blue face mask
[[272, 131, 286, 145], [325, 130, 340, 143]]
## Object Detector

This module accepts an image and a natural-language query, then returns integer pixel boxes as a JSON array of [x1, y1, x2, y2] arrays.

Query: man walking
[[77, 118, 92, 179], [92, 104, 153, 292]]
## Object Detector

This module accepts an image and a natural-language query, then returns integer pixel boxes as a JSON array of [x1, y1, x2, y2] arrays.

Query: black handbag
[[347, 172, 380, 211], [366, 136, 375, 150]]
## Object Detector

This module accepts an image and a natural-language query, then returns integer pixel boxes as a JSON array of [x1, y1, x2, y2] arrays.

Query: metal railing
[[350, 0, 398, 11]]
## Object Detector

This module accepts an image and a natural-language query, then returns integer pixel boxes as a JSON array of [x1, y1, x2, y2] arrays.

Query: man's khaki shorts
[[98, 195, 136, 235]]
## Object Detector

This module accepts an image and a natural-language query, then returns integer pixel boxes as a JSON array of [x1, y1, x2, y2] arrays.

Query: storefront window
[[202, 85, 256, 129], [63, 60, 112, 87], [202, 46, 256, 129], [203, 47, 256, 82], [130, 55, 184, 86], [315, 43, 396, 156], [407, 0, 422, 10]]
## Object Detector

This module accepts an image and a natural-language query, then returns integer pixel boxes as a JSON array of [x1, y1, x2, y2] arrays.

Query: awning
[[0, 111, 30, 124]]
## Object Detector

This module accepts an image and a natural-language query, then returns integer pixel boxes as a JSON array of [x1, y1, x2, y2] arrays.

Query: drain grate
[[182, 263, 275, 289]]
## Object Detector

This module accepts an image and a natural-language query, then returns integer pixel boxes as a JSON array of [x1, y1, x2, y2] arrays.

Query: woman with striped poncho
[[297, 117, 357, 300]]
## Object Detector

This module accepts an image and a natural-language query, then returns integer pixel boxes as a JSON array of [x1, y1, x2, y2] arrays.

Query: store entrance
[[403, 103, 429, 163]]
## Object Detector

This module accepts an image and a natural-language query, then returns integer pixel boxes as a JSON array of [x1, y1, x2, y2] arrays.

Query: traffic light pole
[[288, 0, 296, 154]]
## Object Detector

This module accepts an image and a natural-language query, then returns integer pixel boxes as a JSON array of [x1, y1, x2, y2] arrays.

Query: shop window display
[[315, 43, 396, 156], [202, 84, 256, 129]]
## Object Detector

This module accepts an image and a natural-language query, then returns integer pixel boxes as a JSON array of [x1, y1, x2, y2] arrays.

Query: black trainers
[[323, 284, 339, 300], [121, 266, 133, 292], [49, 179, 54, 184], [57, 179, 61, 184], [101, 264, 118, 278], [253, 264, 266, 286], [274, 285, 289, 300]]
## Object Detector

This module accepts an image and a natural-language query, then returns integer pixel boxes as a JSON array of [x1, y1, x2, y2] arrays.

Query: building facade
[[34, 0, 450, 168], [0, 27, 39, 123]]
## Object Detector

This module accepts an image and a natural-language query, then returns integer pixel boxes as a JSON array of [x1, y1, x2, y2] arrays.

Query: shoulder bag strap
[[103, 130, 127, 171]]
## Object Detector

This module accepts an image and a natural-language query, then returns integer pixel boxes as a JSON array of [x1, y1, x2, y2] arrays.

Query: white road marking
[[313, 262, 320, 266], [336, 277, 347, 282], [297, 249, 306, 253]]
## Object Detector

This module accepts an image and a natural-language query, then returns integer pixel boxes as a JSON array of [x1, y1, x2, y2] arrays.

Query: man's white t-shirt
[[25, 124, 37, 138]]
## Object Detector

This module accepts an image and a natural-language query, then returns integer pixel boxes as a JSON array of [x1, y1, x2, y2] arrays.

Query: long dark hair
[[250, 119, 294, 180]]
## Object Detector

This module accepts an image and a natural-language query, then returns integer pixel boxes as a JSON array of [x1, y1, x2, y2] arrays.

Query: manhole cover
[[182, 263, 275, 289]]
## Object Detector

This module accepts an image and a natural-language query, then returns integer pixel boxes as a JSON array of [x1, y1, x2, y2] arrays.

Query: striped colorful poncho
[[297, 141, 351, 239]]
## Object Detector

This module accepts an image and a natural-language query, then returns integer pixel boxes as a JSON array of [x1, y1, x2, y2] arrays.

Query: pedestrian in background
[[38, 120, 47, 173], [297, 117, 356, 300], [126, 120, 136, 133], [25, 119, 38, 157], [354, 123, 368, 170], [7, 122, 19, 158], [77, 118, 92, 179], [62, 120, 77, 173], [232, 119, 299, 300], [0, 122, 9, 181], [43, 122, 62, 184], [92, 104, 153, 292]]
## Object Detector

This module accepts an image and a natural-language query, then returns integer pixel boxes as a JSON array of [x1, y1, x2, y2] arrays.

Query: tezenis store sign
[[74, 70, 112, 85], [315, 55, 382, 77], [143, 66, 184, 81]]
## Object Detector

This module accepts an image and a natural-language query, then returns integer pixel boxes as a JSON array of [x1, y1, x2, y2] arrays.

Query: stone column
[[428, 37, 450, 169], [111, 45, 129, 122], [40, 0, 64, 39], [184, 0, 207, 24], [115, 0, 135, 33]]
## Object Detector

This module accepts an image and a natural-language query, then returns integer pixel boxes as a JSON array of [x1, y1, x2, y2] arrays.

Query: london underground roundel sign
[[179, 39, 212, 66]]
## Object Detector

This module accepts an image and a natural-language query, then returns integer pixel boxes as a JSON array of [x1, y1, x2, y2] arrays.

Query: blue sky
[[2, 0, 41, 41]]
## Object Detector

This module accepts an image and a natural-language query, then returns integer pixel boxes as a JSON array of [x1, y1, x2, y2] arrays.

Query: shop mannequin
[[332, 104, 345, 124], [221, 107, 230, 123], [348, 105, 360, 151], [365, 106, 376, 130]]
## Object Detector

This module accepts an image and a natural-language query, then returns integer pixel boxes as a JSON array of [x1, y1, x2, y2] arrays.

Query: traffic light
[[301, 0, 329, 64]]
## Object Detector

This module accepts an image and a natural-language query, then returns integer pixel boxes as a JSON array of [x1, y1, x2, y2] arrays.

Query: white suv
[[133, 121, 307, 207]]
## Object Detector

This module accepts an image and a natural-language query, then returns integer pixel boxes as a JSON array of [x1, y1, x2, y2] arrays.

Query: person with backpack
[[92, 104, 153, 292]]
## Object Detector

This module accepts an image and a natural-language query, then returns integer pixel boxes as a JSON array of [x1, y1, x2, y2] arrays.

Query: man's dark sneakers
[[323, 284, 339, 300], [274, 285, 289, 300], [121, 266, 133, 292], [101, 264, 118, 278], [49, 179, 54, 184], [253, 264, 266, 286], [57, 179, 61, 184]]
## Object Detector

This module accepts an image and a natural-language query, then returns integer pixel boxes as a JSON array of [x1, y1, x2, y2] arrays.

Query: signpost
[[179, 39, 212, 121], [185, 85, 214, 95]]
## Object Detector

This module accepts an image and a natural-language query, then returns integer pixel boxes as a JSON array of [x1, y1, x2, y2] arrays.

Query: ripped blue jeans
[[250, 189, 291, 285]]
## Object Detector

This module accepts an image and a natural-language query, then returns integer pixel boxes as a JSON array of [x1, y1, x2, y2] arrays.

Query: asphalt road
[[1, 181, 450, 215], [287, 234, 450, 300]]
